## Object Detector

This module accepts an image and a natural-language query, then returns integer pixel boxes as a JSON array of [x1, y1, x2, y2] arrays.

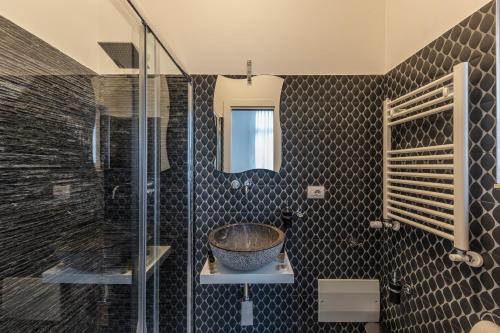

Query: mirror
[[213, 75, 284, 173]]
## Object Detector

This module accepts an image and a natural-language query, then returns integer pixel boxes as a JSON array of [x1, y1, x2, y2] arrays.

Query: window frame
[[222, 100, 278, 172]]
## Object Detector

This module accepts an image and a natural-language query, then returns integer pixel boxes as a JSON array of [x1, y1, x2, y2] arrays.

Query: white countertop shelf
[[200, 252, 294, 285], [42, 245, 171, 285]]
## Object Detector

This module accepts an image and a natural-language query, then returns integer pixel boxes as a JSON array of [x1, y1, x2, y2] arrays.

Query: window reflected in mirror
[[213, 74, 284, 173], [230, 108, 274, 173]]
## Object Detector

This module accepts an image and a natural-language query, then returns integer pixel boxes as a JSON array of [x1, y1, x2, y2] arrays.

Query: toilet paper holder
[[370, 219, 400, 231]]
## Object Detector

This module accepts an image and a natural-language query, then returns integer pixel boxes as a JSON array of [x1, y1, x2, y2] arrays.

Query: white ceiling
[[133, 0, 492, 75], [132, 0, 386, 75], [0, 0, 493, 75]]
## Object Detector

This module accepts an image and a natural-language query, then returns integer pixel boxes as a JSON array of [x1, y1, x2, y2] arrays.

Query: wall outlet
[[307, 186, 325, 199], [53, 184, 71, 200]]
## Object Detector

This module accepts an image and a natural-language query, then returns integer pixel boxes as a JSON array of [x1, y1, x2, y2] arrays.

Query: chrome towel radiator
[[383, 62, 482, 267]]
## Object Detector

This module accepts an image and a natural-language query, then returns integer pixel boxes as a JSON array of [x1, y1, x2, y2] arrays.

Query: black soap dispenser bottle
[[388, 272, 402, 305], [279, 206, 293, 262]]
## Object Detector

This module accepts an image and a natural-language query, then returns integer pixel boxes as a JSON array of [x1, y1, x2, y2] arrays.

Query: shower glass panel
[[0, 0, 145, 330], [0, 0, 193, 332], [144, 29, 192, 332], [95, 2, 145, 332]]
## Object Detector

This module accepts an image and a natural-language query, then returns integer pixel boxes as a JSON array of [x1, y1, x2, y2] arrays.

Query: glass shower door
[[0, 1, 146, 332], [0, 1, 191, 331], [144, 29, 192, 333]]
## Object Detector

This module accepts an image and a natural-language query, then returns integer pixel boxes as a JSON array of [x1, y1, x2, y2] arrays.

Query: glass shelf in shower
[[41, 245, 171, 285]]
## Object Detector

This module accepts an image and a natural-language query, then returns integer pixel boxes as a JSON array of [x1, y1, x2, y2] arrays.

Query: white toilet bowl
[[365, 322, 382, 333]]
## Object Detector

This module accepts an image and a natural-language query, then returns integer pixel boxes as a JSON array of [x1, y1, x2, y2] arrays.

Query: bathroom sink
[[208, 223, 285, 271]]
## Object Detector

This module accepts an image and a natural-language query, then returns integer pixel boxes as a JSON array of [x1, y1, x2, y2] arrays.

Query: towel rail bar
[[387, 185, 454, 200], [388, 73, 453, 106], [388, 144, 454, 155], [387, 171, 454, 180], [388, 199, 454, 220], [387, 213, 454, 241], [387, 154, 454, 161], [388, 164, 454, 170], [388, 192, 454, 210], [382, 62, 482, 267], [389, 94, 454, 120], [388, 103, 453, 126], [389, 85, 452, 110], [387, 179, 454, 190], [388, 206, 454, 231]]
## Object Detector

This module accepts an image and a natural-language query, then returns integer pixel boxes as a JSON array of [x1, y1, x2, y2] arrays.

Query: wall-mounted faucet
[[243, 180, 253, 195], [231, 180, 241, 190], [230, 179, 253, 195]]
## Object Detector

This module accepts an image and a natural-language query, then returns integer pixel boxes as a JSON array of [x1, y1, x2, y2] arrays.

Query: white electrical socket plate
[[307, 186, 325, 199]]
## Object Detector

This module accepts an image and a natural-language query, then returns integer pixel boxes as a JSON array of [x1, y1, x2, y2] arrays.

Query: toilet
[[470, 321, 500, 333], [365, 323, 383, 333], [318, 279, 382, 332]]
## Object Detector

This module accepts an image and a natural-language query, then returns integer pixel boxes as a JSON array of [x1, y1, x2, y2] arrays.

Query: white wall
[[0, 0, 146, 74], [385, 0, 492, 72], [0, 0, 100, 71]]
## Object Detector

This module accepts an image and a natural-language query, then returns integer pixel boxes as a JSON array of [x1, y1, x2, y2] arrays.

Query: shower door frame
[[136, 23, 148, 333], [126, 1, 193, 332]]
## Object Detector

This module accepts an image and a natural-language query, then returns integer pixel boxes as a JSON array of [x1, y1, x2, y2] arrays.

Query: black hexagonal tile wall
[[192, 2, 499, 333], [193, 73, 385, 333], [382, 2, 499, 333], [191, 2, 500, 333]]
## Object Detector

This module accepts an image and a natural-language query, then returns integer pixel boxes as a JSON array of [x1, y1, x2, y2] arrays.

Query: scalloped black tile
[[193, 74, 385, 333], [381, 2, 500, 333]]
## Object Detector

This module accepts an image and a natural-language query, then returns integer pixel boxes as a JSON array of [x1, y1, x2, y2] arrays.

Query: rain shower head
[[98, 42, 139, 69]]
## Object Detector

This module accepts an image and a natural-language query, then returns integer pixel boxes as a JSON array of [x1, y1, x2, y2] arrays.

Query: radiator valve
[[448, 250, 483, 268]]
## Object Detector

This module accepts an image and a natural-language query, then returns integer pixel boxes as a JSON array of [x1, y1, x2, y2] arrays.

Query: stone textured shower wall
[[0, 15, 103, 333], [192, 74, 385, 333], [381, 2, 500, 332], [0, 14, 191, 333]]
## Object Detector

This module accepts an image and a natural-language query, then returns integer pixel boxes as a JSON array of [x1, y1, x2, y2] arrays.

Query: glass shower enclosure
[[0, 1, 192, 332]]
